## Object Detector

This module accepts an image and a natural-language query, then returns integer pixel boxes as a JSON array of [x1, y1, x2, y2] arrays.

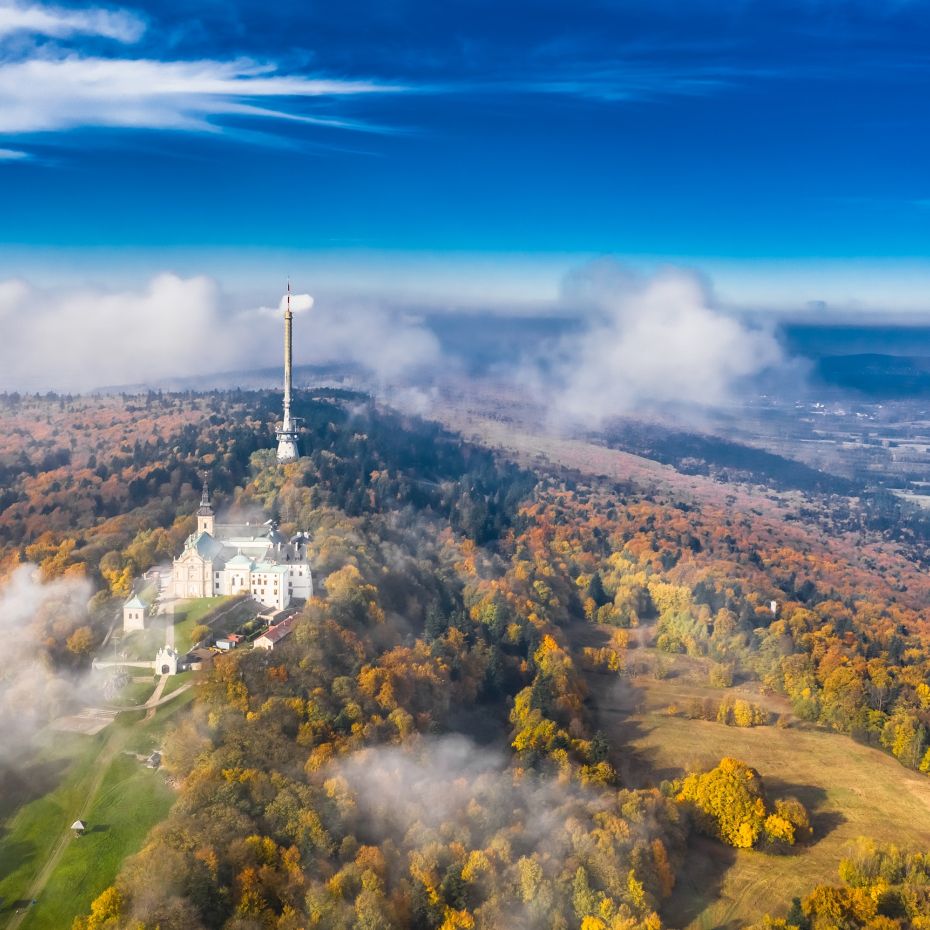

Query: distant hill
[[814, 353, 930, 397], [601, 419, 860, 495]]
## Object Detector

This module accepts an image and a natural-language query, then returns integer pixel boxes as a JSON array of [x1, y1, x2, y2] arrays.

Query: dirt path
[[142, 675, 169, 723], [4, 730, 127, 930], [4, 671, 188, 927]]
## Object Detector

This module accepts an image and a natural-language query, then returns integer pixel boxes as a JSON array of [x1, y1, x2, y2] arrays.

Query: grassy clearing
[[161, 670, 193, 698], [18, 756, 173, 930], [120, 688, 195, 758], [172, 596, 233, 648], [108, 615, 167, 662], [584, 649, 930, 930], [0, 735, 101, 917], [0, 692, 191, 930], [110, 679, 157, 708]]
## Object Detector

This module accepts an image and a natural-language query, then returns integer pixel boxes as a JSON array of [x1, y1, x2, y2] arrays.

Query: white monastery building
[[172, 284, 312, 611], [171, 480, 313, 610]]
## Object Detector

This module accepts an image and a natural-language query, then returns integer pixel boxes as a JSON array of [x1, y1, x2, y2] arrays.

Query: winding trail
[[143, 675, 169, 723], [4, 731, 126, 930], [3, 612, 192, 930]]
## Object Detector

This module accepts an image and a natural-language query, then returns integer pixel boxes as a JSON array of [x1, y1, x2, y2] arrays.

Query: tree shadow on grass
[[0, 758, 71, 822], [583, 675, 675, 786], [661, 834, 738, 930], [763, 779, 847, 846], [0, 839, 36, 888]]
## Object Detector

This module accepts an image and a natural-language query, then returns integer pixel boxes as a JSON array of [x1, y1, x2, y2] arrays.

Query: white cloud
[[0, 565, 96, 763], [306, 297, 442, 381], [281, 291, 314, 314], [544, 259, 782, 425], [330, 735, 598, 854], [0, 0, 144, 42], [0, 273, 226, 390], [253, 291, 315, 318], [0, 144, 26, 158], [0, 56, 403, 135], [0, 273, 441, 391]]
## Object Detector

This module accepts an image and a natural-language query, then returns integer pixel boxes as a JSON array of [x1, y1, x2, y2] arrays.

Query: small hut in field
[[71, 820, 87, 837]]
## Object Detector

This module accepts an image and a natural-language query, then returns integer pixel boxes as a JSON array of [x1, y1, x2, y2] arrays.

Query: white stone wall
[[123, 606, 145, 632], [213, 564, 311, 609], [286, 563, 313, 601], [214, 568, 251, 597], [248, 571, 287, 610]]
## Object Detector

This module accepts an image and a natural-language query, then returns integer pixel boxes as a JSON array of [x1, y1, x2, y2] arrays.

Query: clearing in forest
[[582, 639, 930, 930]]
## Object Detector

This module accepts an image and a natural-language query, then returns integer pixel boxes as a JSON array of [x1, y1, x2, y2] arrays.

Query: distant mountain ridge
[[814, 353, 930, 396]]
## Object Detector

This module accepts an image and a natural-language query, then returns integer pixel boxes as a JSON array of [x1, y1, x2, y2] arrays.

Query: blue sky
[[1, 0, 930, 311]]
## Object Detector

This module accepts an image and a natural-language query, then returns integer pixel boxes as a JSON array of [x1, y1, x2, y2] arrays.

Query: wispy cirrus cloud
[[0, 1, 407, 158], [0, 56, 405, 135], [0, 0, 144, 42]]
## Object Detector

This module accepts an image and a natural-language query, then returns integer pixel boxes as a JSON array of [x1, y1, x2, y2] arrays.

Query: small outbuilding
[[122, 595, 147, 633], [155, 646, 179, 676], [71, 820, 87, 836], [254, 615, 297, 651], [216, 633, 244, 651]]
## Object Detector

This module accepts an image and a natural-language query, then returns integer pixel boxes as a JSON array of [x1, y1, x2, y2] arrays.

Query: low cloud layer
[[0, 273, 442, 391], [543, 260, 783, 426], [0, 565, 95, 762], [330, 735, 605, 865]]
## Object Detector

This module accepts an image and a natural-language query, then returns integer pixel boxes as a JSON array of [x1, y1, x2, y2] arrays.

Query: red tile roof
[[258, 615, 297, 644]]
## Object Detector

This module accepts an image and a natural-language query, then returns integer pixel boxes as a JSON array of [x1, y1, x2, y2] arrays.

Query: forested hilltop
[[0, 390, 528, 666], [2, 392, 930, 930]]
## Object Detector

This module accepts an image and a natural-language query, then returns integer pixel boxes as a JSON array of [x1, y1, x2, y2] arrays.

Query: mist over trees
[[3, 390, 930, 929]]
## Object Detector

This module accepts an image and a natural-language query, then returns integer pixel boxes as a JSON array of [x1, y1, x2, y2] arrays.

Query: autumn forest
[[2, 389, 930, 930]]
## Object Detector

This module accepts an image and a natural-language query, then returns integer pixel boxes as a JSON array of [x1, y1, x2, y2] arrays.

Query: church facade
[[172, 482, 313, 610]]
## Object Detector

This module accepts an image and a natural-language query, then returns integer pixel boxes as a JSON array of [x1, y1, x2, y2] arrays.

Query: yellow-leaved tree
[[676, 757, 808, 850]]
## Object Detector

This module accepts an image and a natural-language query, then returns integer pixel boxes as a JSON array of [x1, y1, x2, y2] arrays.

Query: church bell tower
[[196, 475, 215, 536]]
